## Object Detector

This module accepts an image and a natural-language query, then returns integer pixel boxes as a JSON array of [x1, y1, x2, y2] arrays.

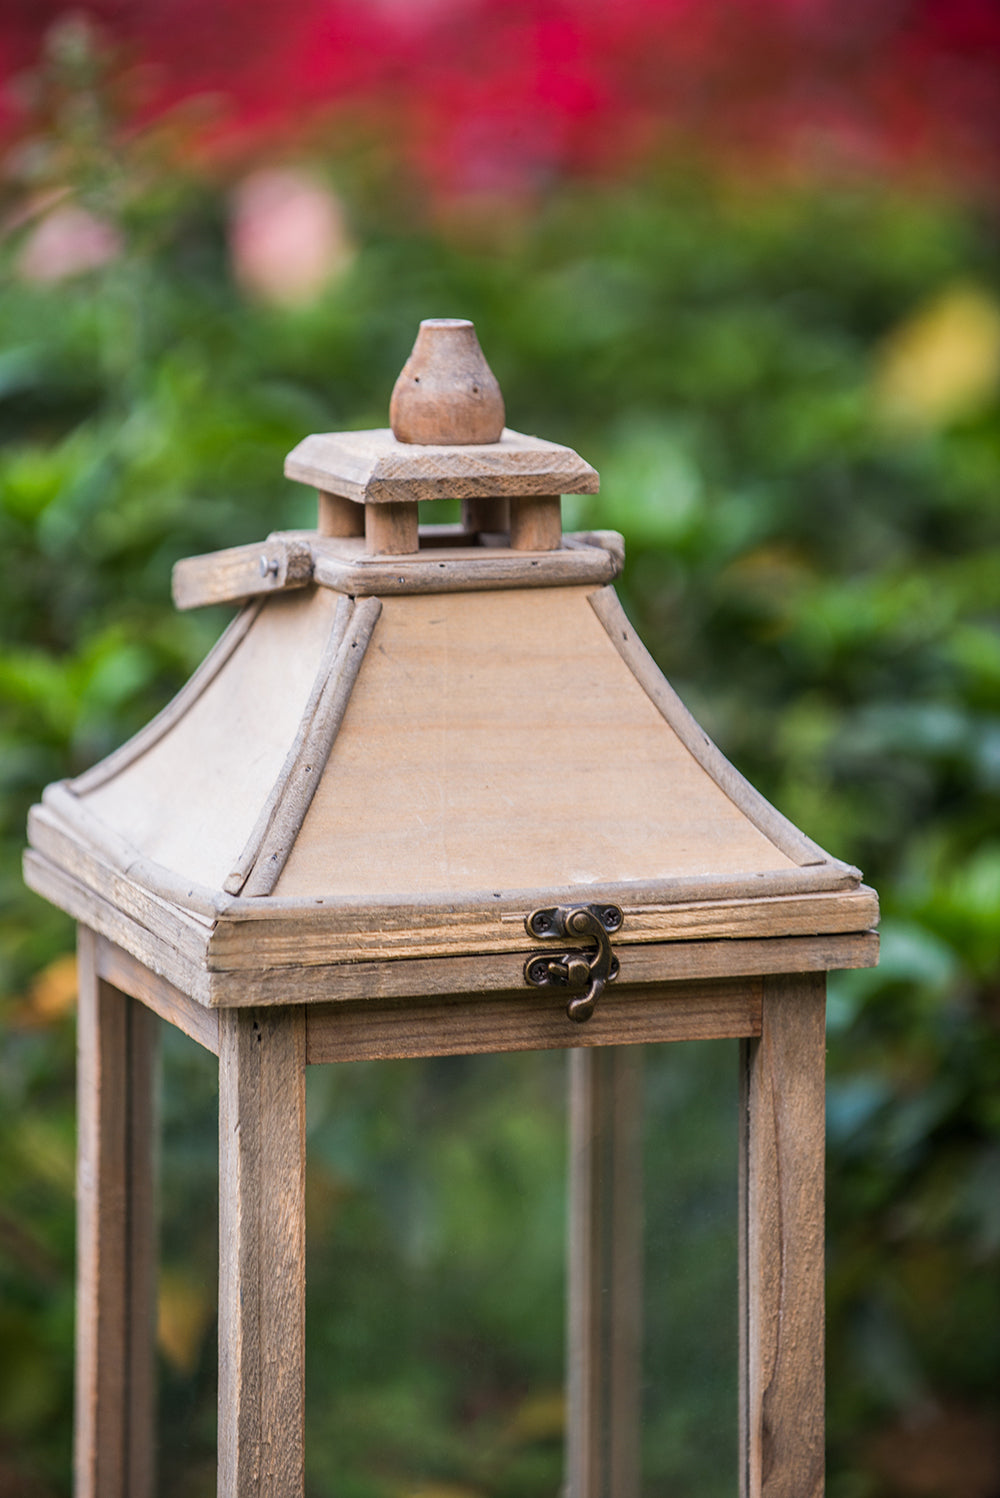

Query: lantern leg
[[567, 1045, 643, 1498], [218, 1008, 306, 1498], [74, 926, 159, 1498], [739, 973, 826, 1498]]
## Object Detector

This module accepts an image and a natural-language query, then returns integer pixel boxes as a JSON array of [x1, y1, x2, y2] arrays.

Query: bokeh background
[[1, 2, 999, 1495]]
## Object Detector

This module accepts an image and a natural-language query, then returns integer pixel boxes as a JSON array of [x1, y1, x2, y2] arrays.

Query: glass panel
[[157, 1022, 219, 1498], [305, 1051, 567, 1498], [641, 1039, 739, 1498], [151, 1030, 737, 1498]]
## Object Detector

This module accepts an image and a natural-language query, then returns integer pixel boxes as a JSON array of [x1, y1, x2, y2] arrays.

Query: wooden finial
[[390, 318, 505, 445]]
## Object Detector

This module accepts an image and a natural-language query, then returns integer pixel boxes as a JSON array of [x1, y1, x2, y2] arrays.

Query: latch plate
[[524, 903, 623, 1023]]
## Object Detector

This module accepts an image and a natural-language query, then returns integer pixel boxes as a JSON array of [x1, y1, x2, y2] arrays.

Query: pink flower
[[17, 203, 123, 282], [229, 167, 354, 306]]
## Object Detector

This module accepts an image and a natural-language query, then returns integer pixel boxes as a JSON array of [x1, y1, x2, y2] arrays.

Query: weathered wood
[[39, 782, 224, 920], [162, 533, 621, 609], [510, 494, 562, 551], [218, 1008, 306, 1498], [23, 850, 214, 1005], [224, 595, 355, 895], [740, 974, 826, 1498], [210, 887, 879, 969], [71, 602, 263, 794], [364, 500, 419, 556], [461, 496, 510, 534], [284, 426, 600, 505], [210, 931, 877, 1008], [563, 530, 625, 570], [317, 490, 364, 538], [223, 869, 868, 924], [274, 587, 806, 901], [28, 797, 220, 940], [78, 587, 343, 894], [590, 586, 850, 874], [24, 846, 877, 1010], [172, 535, 313, 612], [38, 584, 875, 951], [390, 318, 505, 445], [311, 533, 619, 594], [93, 933, 219, 1054], [241, 597, 382, 896], [75, 928, 158, 1498], [304, 978, 761, 1062], [29, 776, 876, 967], [567, 1046, 643, 1498]]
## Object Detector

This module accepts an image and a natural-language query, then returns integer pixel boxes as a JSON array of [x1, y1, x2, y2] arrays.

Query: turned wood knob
[[390, 318, 505, 445]]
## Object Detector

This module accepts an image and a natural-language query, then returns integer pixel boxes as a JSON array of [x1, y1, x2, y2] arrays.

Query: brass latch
[[524, 904, 623, 1023]]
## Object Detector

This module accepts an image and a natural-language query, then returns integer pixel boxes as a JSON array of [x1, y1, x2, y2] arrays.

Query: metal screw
[[527, 958, 550, 985], [259, 555, 280, 578], [602, 906, 622, 930]]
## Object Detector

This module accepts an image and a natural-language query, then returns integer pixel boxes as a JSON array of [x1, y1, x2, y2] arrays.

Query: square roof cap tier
[[24, 316, 878, 1011], [284, 427, 600, 504]]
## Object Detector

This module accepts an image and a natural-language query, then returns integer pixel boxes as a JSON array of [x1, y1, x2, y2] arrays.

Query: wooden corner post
[[75, 926, 159, 1498], [218, 1007, 307, 1498], [740, 973, 826, 1498]]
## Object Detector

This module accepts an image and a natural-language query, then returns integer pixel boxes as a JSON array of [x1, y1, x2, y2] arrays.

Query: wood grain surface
[[209, 888, 879, 969], [239, 596, 381, 896], [75, 928, 158, 1498], [590, 587, 849, 873], [509, 494, 562, 550], [71, 602, 263, 794], [740, 973, 826, 1498], [24, 842, 877, 1010], [223, 594, 355, 895], [389, 318, 505, 445], [303, 977, 761, 1062], [284, 426, 599, 504], [81, 587, 341, 891], [310, 534, 618, 595], [93, 932, 220, 1053], [364, 499, 419, 556], [23, 849, 215, 1004], [28, 785, 875, 963], [317, 491, 364, 538], [275, 587, 804, 901], [218, 1007, 306, 1498], [172, 535, 313, 612], [164, 532, 621, 609], [461, 496, 510, 533]]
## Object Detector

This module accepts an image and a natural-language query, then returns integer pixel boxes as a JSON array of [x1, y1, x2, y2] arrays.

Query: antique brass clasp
[[524, 903, 623, 1022]]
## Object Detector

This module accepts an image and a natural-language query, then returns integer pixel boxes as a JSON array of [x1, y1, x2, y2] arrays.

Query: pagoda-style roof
[[25, 571, 876, 1003], [24, 319, 877, 1008]]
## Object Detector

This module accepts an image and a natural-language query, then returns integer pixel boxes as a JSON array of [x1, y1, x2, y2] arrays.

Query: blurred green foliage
[[1, 73, 999, 1497]]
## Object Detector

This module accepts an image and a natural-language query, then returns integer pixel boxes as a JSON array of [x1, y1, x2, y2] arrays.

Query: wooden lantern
[[25, 317, 879, 1498]]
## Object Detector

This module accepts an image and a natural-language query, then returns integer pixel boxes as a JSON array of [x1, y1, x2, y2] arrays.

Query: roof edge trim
[[71, 601, 265, 796], [237, 595, 382, 897], [588, 585, 846, 874]]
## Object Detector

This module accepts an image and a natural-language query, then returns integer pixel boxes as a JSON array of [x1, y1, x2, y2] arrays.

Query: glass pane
[[157, 1022, 219, 1498], [305, 1051, 567, 1498], [152, 1030, 738, 1498], [641, 1039, 739, 1498]]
